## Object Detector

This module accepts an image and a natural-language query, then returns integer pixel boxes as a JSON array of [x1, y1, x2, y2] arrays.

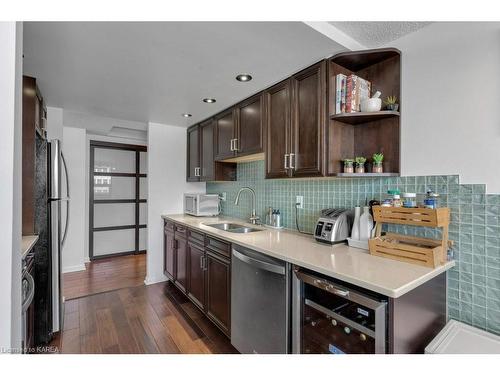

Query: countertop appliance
[[292, 267, 387, 354], [184, 193, 219, 217], [231, 244, 291, 353], [314, 208, 353, 244]]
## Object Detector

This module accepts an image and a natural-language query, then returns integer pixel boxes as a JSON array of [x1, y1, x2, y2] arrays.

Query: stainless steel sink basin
[[203, 222, 263, 233]]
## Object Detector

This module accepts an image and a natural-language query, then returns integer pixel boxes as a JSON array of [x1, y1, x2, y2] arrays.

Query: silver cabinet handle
[[284, 154, 289, 169], [233, 138, 239, 151], [194, 167, 201, 177], [230, 139, 234, 151], [200, 255, 203, 269], [289, 153, 296, 170]]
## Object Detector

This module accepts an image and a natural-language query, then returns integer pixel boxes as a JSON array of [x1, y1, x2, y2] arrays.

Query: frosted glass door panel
[[139, 228, 147, 251], [140, 177, 148, 199], [94, 148, 135, 174], [94, 176, 135, 199], [139, 152, 148, 174], [93, 229, 135, 256], [94, 203, 135, 227], [139, 203, 147, 225]]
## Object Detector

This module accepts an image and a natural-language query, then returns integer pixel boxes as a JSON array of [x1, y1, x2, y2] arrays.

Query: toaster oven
[[184, 193, 220, 217]]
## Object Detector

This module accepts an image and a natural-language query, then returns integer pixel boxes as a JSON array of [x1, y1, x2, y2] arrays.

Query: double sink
[[203, 222, 263, 234]]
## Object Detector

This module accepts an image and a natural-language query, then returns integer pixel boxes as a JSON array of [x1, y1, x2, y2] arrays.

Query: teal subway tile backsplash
[[207, 160, 500, 335]]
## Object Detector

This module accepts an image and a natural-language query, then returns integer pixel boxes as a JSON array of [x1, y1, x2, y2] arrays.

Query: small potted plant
[[355, 157, 366, 173], [372, 153, 384, 173], [343, 158, 354, 173], [384, 95, 399, 111]]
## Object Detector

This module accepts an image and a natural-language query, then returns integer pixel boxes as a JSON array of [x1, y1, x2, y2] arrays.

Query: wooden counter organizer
[[369, 206, 451, 268]]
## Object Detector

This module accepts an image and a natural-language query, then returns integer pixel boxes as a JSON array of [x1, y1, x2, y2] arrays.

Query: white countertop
[[162, 214, 455, 298], [21, 235, 39, 259]]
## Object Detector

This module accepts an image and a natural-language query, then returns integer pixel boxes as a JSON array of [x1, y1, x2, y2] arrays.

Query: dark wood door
[[290, 61, 326, 177], [186, 125, 200, 182], [236, 93, 264, 156], [187, 241, 206, 310], [174, 235, 188, 292], [164, 228, 176, 280], [206, 251, 231, 336], [200, 119, 215, 181], [264, 79, 291, 179], [215, 109, 236, 160]]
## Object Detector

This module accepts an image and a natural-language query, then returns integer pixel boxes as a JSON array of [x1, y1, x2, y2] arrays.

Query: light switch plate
[[296, 195, 304, 209]]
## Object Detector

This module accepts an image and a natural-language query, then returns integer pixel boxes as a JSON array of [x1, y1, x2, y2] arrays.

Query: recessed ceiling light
[[182, 113, 192, 118], [236, 74, 252, 82], [203, 98, 216, 103]]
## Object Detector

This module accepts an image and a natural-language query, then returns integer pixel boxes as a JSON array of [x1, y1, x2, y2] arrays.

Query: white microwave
[[184, 193, 220, 217]]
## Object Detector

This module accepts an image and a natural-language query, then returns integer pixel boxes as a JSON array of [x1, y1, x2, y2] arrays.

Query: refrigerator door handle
[[61, 152, 70, 248]]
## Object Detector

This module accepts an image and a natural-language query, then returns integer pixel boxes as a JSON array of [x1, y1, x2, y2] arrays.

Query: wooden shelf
[[333, 172, 400, 178], [330, 111, 400, 125]]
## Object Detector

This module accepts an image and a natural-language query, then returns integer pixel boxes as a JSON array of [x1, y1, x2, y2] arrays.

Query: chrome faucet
[[234, 187, 260, 225]]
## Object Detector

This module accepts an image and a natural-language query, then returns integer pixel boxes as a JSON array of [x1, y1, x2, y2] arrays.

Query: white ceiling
[[23, 22, 346, 128], [329, 22, 431, 48]]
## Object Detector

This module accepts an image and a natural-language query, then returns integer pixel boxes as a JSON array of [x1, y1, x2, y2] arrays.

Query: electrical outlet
[[220, 192, 227, 201], [296, 195, 304, 209]]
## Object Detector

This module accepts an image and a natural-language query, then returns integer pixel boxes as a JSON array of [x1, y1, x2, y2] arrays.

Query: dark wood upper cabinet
[[290, 61, 327, 177], [186, 125, 200, 182], [264, 79, 291, 179], [164, 226, 176, 280], [200, 120, 215, 181], [187, 241, 206, 310], [235, 93, 264, 156], [215, 109, 236, 160], [206, 250, 231, 336]]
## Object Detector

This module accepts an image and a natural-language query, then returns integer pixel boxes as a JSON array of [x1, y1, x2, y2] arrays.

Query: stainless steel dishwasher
[[231, 244, 291, 354]]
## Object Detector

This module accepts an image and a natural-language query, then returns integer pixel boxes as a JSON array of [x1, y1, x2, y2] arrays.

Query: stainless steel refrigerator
[[48, 139, 70, 334]]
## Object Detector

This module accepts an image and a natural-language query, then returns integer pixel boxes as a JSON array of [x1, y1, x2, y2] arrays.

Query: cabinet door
[[206, 251, 231, 336], [290, 61, 326, 177], [215, 109, 236, 160], [187, 241, 205, 310], [186, 125, 200, 182], [200, 119, 215, 181], [264, 80, 291, 179], [164, 228, 176, 280], [236, 93, 264, 156], [175, 236, 188, 292]]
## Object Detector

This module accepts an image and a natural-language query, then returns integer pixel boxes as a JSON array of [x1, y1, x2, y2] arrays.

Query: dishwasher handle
[[232, 249, 285, 275]]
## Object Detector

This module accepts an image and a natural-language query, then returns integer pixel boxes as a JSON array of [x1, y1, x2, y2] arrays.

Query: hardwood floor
[[53, 281, 238, 354], [63, 254, 146, 300]]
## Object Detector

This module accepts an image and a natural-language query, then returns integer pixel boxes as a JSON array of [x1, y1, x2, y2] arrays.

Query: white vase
[[351, 207, 361, 240], [359, 206, 374, 241]]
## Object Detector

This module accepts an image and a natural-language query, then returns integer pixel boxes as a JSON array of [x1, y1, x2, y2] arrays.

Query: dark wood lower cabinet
[[206, 251, 231, 336], [187, 241, 206, 310], [174, 235, 188, 293], [163, 228, 175, 280]]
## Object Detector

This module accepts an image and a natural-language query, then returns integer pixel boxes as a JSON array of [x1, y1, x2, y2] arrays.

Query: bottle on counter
[[274, 209, 281, 228], [403, 192, 417, 208], [424, 190, 440, 209]]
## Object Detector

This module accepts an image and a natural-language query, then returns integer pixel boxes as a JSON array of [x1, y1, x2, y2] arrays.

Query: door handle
[[233, 138, 239, 151], [230, 139, 234, 151], [200, 255, 204, 270], [284, 154, 289, 169], [232, 249, 285, 275], [289, 153, 296, 170]]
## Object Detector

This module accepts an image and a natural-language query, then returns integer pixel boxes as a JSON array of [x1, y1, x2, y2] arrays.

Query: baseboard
[[84, 257, 90, 263], [62, 264, 87, 274], [144, 274, 168, 285]]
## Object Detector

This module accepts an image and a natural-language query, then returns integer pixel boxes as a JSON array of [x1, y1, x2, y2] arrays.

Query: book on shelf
[[335, 74, 371, 114]]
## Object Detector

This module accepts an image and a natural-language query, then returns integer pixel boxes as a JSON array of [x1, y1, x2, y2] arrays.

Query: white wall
[[61, 127, 87, 273], [0, 21, 23, 351], [388, 22, 500, 192], [146, 122, 205, 284]]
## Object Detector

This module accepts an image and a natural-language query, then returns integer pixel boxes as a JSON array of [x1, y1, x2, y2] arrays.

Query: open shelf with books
[[327, 48, 401, 176]]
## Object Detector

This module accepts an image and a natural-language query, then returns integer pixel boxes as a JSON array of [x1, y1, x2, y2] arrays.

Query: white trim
[[84, 257, 90, 263], [62, 264, 87, 274], [144, 275, 168, 285], [303, 22, 365, 51]]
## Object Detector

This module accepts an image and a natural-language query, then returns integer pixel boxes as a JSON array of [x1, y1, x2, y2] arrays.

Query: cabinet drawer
[[164, 220, 175, 232], [188, 229, 205, 245], [205, 235, 231, 258], [174, 224, 187, 238]]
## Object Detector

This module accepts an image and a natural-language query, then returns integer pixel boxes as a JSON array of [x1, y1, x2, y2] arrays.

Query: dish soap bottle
[[351, 206, 361, 240], [359, 206, 374, 241]]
